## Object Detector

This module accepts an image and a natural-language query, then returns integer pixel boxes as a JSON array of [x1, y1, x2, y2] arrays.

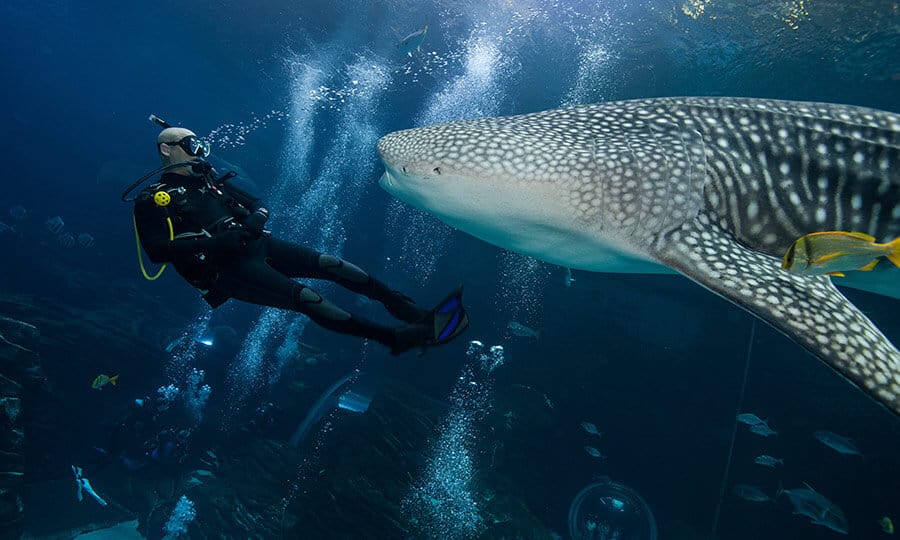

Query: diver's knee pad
[[318, 254, 369, 284], [293, 286, 351, 321]]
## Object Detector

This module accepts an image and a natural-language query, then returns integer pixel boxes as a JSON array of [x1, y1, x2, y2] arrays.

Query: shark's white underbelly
[[382, 170, 674, 274], [461, 217, 674, 274]]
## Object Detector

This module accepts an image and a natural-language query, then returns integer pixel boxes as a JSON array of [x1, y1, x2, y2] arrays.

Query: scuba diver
[[126, 118, 468, 355]]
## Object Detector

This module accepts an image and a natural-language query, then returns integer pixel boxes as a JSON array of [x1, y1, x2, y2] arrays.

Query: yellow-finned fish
[[91, 373, 119, 390], [880, 516, 894, 534], [781, 231, 900, 277]]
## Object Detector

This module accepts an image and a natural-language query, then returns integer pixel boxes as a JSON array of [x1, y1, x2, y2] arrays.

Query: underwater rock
[[0, 316, 41, 539], [0, 317, 42, 386], [146, 378, 550, 538], [73, 519, 143, 539]]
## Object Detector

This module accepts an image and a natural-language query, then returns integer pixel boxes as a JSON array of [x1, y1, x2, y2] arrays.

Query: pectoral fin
[[653, 214, 900, 416], [858, 260, 880, 272]]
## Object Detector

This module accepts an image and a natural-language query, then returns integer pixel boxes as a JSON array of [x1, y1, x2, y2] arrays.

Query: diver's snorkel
[[149, 113, 170, 129]]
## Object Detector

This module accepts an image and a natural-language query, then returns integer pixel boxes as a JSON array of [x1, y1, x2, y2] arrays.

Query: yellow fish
[[781, 231, 900, 277], [91, 373, 119, 390], [881, 516, 895, 534]]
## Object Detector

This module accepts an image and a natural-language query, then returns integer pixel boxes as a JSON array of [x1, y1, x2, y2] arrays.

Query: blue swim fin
[[427, 286, 469, 346], [390, 286, 469, 355]]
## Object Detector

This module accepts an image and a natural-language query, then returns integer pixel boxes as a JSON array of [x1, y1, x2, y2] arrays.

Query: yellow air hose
[[133, 214, 173, 280]]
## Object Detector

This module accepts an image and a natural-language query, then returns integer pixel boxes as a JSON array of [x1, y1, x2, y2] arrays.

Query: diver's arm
[[134, 200, 250, 261], [219, 180, 263, 212], [221, 181, 269, 235]]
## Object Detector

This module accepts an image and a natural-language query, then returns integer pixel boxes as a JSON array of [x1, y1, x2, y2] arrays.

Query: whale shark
[[376, 97, 900, 416]]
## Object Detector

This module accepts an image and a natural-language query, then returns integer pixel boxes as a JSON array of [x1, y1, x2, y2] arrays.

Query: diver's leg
[[315, 254, 429, 322], [264, 238, 428, 322], [221, 258, 424, 350]]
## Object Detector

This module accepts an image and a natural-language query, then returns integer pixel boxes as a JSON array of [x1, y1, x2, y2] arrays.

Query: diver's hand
[[243, 208, 269, 238], [213, 229, 253, 253]]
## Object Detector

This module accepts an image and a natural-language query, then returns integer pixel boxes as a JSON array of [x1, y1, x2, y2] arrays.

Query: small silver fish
[[507, 321, 540, 338], [814, 430, 862, 457], [584, 446, 605, 459], [58, 232, 75, 248], [9, 205, 26, 221], [732, 483, 772, 502], [736, 413, 765, 425], [580, 421, 602, 438], [45, 216, 65, 235], [749, 423, 778, 437], [564, 268, 576, 287], [754, 455, 784, 468], [77, 233, 95, 248], [781, 483, 848, 535]]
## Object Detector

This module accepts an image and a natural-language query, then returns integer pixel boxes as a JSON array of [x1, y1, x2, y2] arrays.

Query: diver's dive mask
[[159, 135, 211, 158]]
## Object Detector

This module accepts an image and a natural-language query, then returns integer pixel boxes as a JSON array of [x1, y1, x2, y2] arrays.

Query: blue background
[[1, 0, 898, 538]]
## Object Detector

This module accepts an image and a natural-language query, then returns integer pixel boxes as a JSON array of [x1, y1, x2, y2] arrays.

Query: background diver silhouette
[[131, 125, 468, 354]]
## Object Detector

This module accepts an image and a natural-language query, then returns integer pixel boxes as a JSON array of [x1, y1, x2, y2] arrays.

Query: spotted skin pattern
[[377, 97, 900, 416]]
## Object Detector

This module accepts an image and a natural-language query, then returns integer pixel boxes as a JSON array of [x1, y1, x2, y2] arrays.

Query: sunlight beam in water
[[402, 341, 505, 539], [291, 54, 391, 252], [223, 53, 392, 428], [495, 251, 550, 328], [220, 54, 329, 430], [384, 33, 511, 282], [223, 309, 288, 431], [164, 309, 212, 383]]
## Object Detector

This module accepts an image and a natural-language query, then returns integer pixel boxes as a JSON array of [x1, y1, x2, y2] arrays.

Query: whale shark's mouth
[[379, 170, 393, 189]]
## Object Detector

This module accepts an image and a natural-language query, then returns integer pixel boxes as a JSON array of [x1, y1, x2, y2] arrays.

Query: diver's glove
[[243, 208, 269, 238]]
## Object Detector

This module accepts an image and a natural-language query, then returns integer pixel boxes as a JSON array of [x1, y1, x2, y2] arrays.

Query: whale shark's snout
[[376, 127, 450, 211], [376, 125, 450, 181]]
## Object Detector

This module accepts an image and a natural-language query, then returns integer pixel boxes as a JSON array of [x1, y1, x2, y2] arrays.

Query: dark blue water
[[1, 1, 898, 539]]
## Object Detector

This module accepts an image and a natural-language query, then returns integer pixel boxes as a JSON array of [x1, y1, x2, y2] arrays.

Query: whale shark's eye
[[402, 166, 408, 173], [433, 167, 442, 175]]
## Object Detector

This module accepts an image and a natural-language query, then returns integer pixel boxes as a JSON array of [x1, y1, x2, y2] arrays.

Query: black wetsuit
[[133, 170, 428, 351]]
